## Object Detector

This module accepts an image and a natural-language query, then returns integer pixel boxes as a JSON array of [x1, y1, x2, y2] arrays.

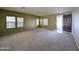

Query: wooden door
[[63, 14, 72, 32]]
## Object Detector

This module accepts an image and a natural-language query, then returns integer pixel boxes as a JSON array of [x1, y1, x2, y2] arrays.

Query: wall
[[25, 16, 37, 30], [0, 9, 38, 37], [72, 8, 79, 50], [0, 10, 1, 36], [40, 15, 56, 30]]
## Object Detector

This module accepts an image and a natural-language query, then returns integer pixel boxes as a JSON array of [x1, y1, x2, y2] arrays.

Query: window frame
[[36, 19, 39, 26], [17, 17, 24, 28], [6, 16, 16, 29], [43, 19, 48, 26]]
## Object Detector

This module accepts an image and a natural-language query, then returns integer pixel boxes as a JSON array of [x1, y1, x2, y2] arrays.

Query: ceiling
[[0, 7, 72, 16]]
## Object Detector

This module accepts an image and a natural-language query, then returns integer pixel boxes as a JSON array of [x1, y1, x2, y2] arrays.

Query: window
[[56, 15, 63, 31], [6, 16, 16, 29], [36, 19, 39, 26], [43, 19, 48, 25], [17, 17, 24, 27]]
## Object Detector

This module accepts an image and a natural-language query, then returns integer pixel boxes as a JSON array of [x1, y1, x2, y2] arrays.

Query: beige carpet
[[0, 29, 78, 51]]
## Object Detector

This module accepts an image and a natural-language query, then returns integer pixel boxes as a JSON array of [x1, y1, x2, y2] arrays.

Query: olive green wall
[[0, 10, 1, 36], [40, 15, 56, 30], [25, 16, 37, 30], [0, 9, 38, 37]]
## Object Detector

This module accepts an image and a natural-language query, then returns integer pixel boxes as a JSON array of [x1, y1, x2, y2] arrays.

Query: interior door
[[63, 14, 72, 32]]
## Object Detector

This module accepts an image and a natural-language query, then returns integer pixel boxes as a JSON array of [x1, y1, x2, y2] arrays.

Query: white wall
[[72, 8, 79, 50]]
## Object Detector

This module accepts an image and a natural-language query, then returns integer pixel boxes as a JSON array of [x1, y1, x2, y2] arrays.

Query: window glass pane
[[43, 19, 48, 25], [17, 17, 24, 27], [56, 15, 63, 31], [6, 16, 16, 29], [7, 22, 15, 28], [6, 16, 15, 22], [36, 19, 39, 26], [17, 17, 24, 22], [17, 22, 24, 27]]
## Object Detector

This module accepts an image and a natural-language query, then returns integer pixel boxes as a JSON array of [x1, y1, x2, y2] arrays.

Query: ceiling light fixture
[[21, 7, 26, 10]]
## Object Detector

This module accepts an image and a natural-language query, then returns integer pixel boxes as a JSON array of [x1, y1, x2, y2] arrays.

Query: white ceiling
[[0, 7, 72, 16]]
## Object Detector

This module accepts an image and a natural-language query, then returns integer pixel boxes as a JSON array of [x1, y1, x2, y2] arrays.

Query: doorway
[[63, 14, 72, 32]]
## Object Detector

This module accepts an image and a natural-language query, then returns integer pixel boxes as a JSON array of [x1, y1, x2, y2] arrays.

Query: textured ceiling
[[0, 7, 72, 16]]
